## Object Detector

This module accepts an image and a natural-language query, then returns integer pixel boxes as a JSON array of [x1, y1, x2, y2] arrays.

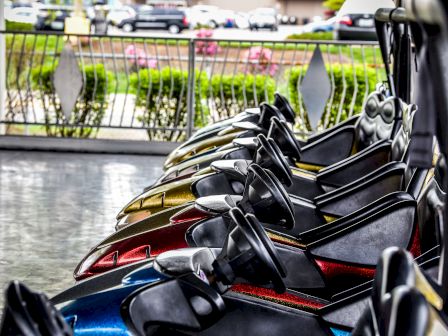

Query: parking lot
[[107, 24, 303, 40]]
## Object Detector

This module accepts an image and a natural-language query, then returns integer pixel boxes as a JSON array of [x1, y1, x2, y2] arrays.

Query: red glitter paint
[[407, 224, 421, 257], [231, 284, 326, 310], [315, 258, 376, 280]]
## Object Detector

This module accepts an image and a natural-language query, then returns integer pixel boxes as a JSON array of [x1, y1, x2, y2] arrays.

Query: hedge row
[[29, 63, 378, 138], [288, 64, 379, 130], [31, 63, 111, 138]]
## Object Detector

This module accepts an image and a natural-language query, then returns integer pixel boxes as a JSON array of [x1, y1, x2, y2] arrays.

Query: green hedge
[[210, 73, 276, 119], [31, 63, 111, 138], [5, 20, 34, 31], [286, 32, 334, 41], [288, 64, 378, 130], [131, 68, 275, 139], [130, 67, 208, 140]]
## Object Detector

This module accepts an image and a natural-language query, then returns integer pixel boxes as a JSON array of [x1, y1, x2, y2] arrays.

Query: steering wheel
[[241, 164, 295, 230], [268, 117, 302, 162], [273, 93, 296, 124], [229, 208, 287, 293], [258, 103, 287, 130], [255, 134, 293, 187], [0, 281, 72, 336]]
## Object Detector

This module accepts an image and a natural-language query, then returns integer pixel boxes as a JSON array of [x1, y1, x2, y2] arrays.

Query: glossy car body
[[62, 245, 442, 335], [118, 8, 188, 33]]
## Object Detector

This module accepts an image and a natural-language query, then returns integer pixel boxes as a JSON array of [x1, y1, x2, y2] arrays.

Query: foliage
[[130, 67, 209, 141], [210, 73, 276, 119], [244, 46, 278, 76], [130, 67, 275, 137], [288, 64, 379, 130], [194, 23, 214, 30], [286, 32, 334, 41], [195, 29, 220, 56], [31, 63, 111, 138], [125, 45, 157, 70], [323, 0, 345, 11], [5, 20, 34, 31]]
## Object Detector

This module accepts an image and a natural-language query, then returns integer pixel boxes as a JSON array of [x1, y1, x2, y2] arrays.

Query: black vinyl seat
[[286, 101, 416, 199], [186, 156, 445, 295]]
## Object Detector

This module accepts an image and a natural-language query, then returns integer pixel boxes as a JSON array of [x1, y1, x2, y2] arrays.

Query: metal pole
[[74, 0, 84, 17], [0, 0, 5, 135], [186, 39, 195, 139]]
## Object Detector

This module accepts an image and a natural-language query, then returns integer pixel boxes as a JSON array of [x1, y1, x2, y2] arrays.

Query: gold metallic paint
[[102, 204, 192, 247], [267, 231, 305, 248], [163, 147, 235, 180], [295, 162, 323, 172], [291, 168, 317, 180], [164, 131, 245, 169], [414, 265, 443, 311], [121, 174, 212, 218], [323, 215, 337, 223]]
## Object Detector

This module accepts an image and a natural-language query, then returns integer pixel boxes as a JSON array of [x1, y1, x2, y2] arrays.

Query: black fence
[[1, 31, 385, 143]]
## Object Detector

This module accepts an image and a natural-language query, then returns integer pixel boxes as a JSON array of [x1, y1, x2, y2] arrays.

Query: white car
[[5, 7, 39, 26], [302, 17, 337, 34], [248, 7, 278, 31], [187, 5, 226, 28], [107, 6, 136, 26]]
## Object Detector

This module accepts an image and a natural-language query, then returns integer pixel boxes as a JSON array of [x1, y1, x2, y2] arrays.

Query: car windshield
[[254, 8, 275, 16]]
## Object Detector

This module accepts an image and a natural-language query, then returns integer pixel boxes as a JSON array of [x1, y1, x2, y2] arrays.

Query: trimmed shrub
[[5, 20, 34, 31], [288, 64, 379, 130], [286, 32, 334, 41], [131, 68, 276, 137], [31, 63, 111, 138], [210, 73, 276, 119], [130, 67, 209, 141]]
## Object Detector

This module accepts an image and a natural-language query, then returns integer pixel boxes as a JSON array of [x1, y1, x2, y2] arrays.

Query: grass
[[286, 32, 334, 41]]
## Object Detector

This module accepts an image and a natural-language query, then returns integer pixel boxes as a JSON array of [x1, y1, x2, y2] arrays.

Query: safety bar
[[376, 0, 445, 26]]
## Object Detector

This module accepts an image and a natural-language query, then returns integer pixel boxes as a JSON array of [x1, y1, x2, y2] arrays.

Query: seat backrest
[[354, 90, 397, 151], [390, 102, 417, 162], [416, 156, 447, 253]]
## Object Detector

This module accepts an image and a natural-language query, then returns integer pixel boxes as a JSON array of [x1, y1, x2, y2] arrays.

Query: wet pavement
[[0, 150, 165, 304]]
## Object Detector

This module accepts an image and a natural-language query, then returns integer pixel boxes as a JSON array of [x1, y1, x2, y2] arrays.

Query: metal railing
[[1, 30, 386, 142]]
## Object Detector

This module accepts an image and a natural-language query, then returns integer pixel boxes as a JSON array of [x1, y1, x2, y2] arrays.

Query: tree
[[323, 0, 345, 12]]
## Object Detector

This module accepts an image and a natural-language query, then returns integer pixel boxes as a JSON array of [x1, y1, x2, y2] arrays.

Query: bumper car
[[3, 2, 448, 336], [118, 98, 413, 228], [75, 143, 441, 283], [163, 87, 395, 174], [2, 229, 446, 336]]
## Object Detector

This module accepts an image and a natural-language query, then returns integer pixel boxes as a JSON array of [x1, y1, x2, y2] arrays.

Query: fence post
[[186, 39, 195, 139], [0, 2, 5, 135]]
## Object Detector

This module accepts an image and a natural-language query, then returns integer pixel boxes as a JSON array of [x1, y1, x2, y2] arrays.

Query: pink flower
[[244, 46, 277, 76], [195, 29, 220, 56], [196, 28, 214, 38], [125, 44, 157, 69]]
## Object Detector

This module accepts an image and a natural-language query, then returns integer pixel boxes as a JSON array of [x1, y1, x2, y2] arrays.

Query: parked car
[[5, 6, 39, 26], [302, 16, 337, 33], [248, 7, 278, 31], [234, 11, 250, 29], [334, 0, 395, 40], [35, 8, 70, 31], [118, 7, 188, 34], [185, 5, 227, 28], [279, 14, 298, 25], [107, 5, 136, 26]]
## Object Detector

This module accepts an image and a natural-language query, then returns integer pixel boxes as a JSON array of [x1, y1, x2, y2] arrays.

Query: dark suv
[[118, 8, 188, 34], [334, 13, 377, 40]]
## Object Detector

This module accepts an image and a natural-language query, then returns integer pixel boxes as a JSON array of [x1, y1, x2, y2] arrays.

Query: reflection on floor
[[0, 150, 165, 305]]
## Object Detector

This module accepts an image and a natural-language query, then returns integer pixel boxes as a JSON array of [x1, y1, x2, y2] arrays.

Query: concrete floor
[[0, 150, 165, 304]]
